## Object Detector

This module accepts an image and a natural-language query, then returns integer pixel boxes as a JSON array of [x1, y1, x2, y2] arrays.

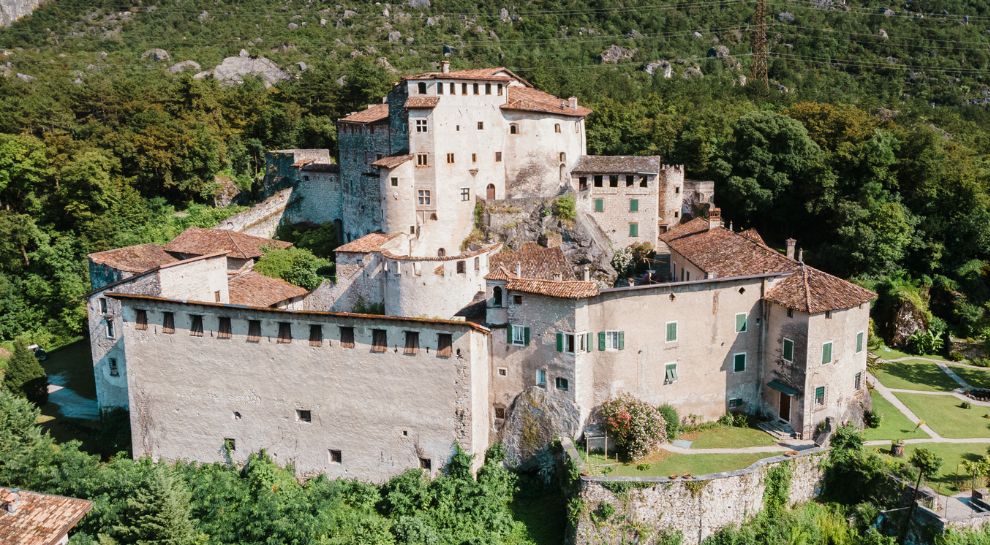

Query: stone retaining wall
[[573, 448, 827, 545]]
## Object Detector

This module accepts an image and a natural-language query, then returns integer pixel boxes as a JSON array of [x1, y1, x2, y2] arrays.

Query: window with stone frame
[[555, 377, 569, 391], [461, 187, 470, 201], [309, 324, 323, 347], [105, 318, 115, 339], [108, 358, 119, 377], [329, 449, 342, 463], [162, 312, 175, 334], [247, 320, 261, 342], [664, 363, 678, 384], [416, 153, 428, 166], [733, 352, 747, 372], [391, 177, 399, 187], [190, 314, 204, 337], [815, 386, 826, 406], [418, 190, 431, 205], [372, 329, 388, 352], [417, 81, 427, 94], [437, 333, 453, 358], [404, 331, 419, 355], [536, 369, 547, 387], [609, 175, 619, 187], [277, 322, 292, 344], [135, 309, 148, 330], [218, 317, 232, 339], [735, 313, 748, 333], [100, 297, 108, 314], [340, 326, 355, 349]]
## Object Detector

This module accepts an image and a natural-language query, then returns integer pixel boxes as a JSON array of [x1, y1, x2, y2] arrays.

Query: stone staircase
[[758, 419, 797, 441]]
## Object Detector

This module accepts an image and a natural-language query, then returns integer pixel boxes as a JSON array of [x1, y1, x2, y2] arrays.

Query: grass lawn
[[581, 448, 771, 478], [871, 360, 959, 392], [950, 364, 990, 390], [873, 346, 948, 362], [894, 392, 990, 438], [862, 390, 930, 441], [510, 476, 565, 545], [875, 442, 990, 493], [679, 426, 778, 449]]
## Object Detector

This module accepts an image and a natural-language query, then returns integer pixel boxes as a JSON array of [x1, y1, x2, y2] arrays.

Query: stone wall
[[574, 449, 827, 545], [220, 189, 292, 238]]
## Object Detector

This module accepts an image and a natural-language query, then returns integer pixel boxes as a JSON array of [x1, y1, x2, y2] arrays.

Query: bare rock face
[[599, 44, 636, 64], [644, 60, 672, 78], [168, 60, 201, 73], [777, 11, 795, 23], [888, 298, 928, 347], [0, 0, 44, 27], [683, 65, 703, 79], [407, 0, 430, 8], [142, 48, 171, 62], [499, 387, 581, 468], [200, 53, 289, 87]]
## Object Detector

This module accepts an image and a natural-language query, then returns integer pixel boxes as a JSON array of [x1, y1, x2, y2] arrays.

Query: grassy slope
[[863, 389, 930, 441], [894, 392, 990, 438], [871, 360, 959, 392], [877, 442, 990, 493], [681, 426, 778, 449], [583, 449, 769, 477]]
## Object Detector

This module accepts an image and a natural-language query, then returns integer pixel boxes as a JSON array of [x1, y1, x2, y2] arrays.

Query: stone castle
[[86, 65, 874, 481]]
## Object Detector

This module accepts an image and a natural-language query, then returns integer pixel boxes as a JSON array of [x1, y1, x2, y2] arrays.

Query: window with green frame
[[628, 222, 638, 237], [629, 198, 639, 212], [593, 198, 604, 212], [814, 386, 826, 405], [856, 331, 864, 353], [664, 363, 678, 384], [783, 338, 794, 362], [821, 341, 833, 364], [733, 352, 746, 372], [665, 321, 678, 342], [735, 313, 747, 332]]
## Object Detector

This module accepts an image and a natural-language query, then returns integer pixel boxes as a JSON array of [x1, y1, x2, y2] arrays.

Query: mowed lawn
[[863, 390, 930, 441], [894, 392, 990, 438], [871, 360, 959, 392], [876, 442, 990, 492], [950, 365, 990, 390], [680, 426, 778, 449], [582, 449, 771, 478]]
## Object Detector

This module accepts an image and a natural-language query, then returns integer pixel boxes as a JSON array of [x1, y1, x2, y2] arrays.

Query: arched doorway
[[486, 184, 496, 200]]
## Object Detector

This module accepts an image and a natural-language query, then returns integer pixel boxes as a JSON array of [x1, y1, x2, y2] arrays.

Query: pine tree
[[113, 464, 201, 545], [2, 338, 47, 405]]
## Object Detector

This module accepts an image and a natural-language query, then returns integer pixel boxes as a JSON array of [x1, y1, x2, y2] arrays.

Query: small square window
[[296, 409, 312, 422], [510, 124, 518, 135], [446, 153, 455, 164], [579, 177, 588, 190], [108, 358, 119, 377], [416, 119, 428, 133], [309, 324, 323, 347], [437, 333, 452, 357], [135, 309, 148, 330], [329, 449, 342, 464], [628, 222, 638, 237], [729, 398, 743, 408], [372, 329, 388, 353], [461, 188, 470, 201], [162, 312, 175, 334], [494, 406, 506, 419], [555, 377, 569, 391], [609, 175, 619, 188], [495, 151, 502, 162], [477, 121, 484, 130], [391, 177, 399, 187], [626, 175, 635, 187], [190, 314, 204, 337], [404, 331, 419, 355], [456, 261, 466, 274], [554, 123, 561, 133], [420, 457, 432, 470], [277, 322, 292, 344], [787, 308, 794, 318], [733, 352, 747, 372], [593, 175, 603, 187], [218, 317, 232, 339], [593, 198, 604, 213], [513, 295, 523, 305], [417, 153, 429, 166], [497, 367, 507, 376], [825, 310, 833, 319]]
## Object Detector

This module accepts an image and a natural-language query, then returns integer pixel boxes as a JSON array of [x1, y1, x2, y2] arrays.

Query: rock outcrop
[[0, 0, 44, 27], [644, 60, 673, 78], [599, 44, 636, 64], [499, 387, 581, 468], [195, 50, 289, 87], [168, 60, 201, 74], [142, 48, 171, 62]]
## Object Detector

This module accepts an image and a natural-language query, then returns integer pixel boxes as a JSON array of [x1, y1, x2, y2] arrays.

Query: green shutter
[[556, 332, 563, 352], [629, 223, 638, 237], [585, 332, 592, 352], [822, 342, 832, 364], [736, 313, 747, 332], [629, 199, 638, 212], [666, 322, 677, 342], [507, 325, 513, 344], [618, 331, 625, 350], [783, 339, 794, 361], [734, 353, 746, 372], [598, 331, 606, 351], [594, 198, 604, 212], [524, 327, 531, 346], [856, 332, 864, 353]]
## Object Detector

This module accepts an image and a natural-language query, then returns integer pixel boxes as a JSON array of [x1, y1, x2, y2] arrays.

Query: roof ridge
[[225, 229, 248, 259], [801, 264, 812, 313]]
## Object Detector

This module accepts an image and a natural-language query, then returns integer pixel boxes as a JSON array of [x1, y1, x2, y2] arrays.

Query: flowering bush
[[598, 394, 666, 461]]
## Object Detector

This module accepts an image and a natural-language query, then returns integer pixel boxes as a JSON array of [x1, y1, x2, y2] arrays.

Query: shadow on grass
[[877, 361, 958, 391]]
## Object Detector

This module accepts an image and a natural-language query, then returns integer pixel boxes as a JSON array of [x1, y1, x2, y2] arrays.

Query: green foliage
[[762, 462, 792, 516], [907, 318, 947, 355], [658, 404, 680, 441], [2, 338, 47, 405], [863, 410, 882, 429], [352, 297, 386, 315], [112, 463, 203, 545], [909, 448, 944, 479], [599, 394, 666, 461], [273, 222, 339, 259], [552, 194, 576, 222], [254, 247, 332, 290], [610, 247, 633, 277]]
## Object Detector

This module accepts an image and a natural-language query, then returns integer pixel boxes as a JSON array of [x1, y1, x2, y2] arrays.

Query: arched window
[[559, 152, 566, 163], [438, 248, 446, 257], [510, 124, 519, 135], [493, 286, 503, 307], [417, 81, 427, 94]]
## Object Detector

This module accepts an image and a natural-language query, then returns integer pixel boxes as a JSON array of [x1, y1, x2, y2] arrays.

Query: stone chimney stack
[[786, 238, 796, 260], [707, 207, 722, 230], [515, 263, 522, 277], [1, 488, 20, 515], [441, 60, 450, 74], [582, 266, 590, 281], [568, 96, 578, 110], [798, 249, 804, 263]]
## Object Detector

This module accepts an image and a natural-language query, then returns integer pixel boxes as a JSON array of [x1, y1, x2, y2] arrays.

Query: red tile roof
[[165, 228, 291, 260], [502, 86, 592, 117], [489, 243, 575, 281], [229, 271, 308, 307], [662, 221, 796, 278], [505, 278, 599, 299], [340, 103, 389, 124], [335, 232, 402, 253], [405, 67, 517, 82], [88, 243, 178, 273], [738, 228, 768, 246], [658, 217, 710, 243], [0, 488, 92, 545], [764, 265, 876, 314], [572, 155, 661, 175], [405, 96, 440, 109], [371, 154, 414, 169]]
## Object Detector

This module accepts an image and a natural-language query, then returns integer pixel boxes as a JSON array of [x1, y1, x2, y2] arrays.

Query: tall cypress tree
[[2, 339, 47, 405], [113, 464, 201, 545]]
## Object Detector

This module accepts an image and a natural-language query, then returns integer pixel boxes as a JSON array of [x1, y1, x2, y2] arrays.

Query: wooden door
[[778, 393, 791, 422], [486, 184, 496, 200]]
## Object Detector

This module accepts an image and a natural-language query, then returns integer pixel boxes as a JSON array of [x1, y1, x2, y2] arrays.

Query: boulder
[[499, 387, 581, 468], [879, 28, 889, 40], [407, 0, 430, 8], [204, 54, 289, 87], [644, 60, 672, 78], [599, 44, 636, 64], [15, 72, 33, 81], [683, 66, 703, 79], [142, 48, 171, 62], [388, 30, 401, 42], [881, 7, 895, 17], [499, 7, 510, 22], [888, 297, 928, 347], [168, 60, 201, 73], [197, 10, 210, 22], [426, 16, 438, 26], [777, 11, 795, 23], [287, 22, 298, 30]]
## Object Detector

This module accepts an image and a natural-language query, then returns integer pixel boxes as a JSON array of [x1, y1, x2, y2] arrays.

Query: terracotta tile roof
[[663, 223, 797, 278], [405, 67, 516, 81], [340, 103, 389, 124], [405, 96, 440, 109], [489, 243, 575, 281], [765, 265, 876, 314], [371, 154, 414, 169], [228, 271, 308, 307], [0, 488, 92, 545], [502, 86, 592, 117], [335, 232, 402, 253], [88, 243, 178, 273], [572, 155, 661, 175], [505, 278, 598, 299], [165, 228, 291, 260], [738, 228, 768, 246]]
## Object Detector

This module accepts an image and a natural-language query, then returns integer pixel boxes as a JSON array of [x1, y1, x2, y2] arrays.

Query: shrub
[[864, 410, 882, 429], [948, 351, 965, 362], [973, 358, 990, 368], [2, 339, 47, 405], [552, 194, 576, 222], [961, 401, 973, 409], [657, 404, 680, 441], [599, 394, 666, 461], [254, 247, 332, 291]]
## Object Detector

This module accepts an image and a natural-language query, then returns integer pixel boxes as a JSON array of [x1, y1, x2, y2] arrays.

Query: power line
[[778, 0, 990, 23]]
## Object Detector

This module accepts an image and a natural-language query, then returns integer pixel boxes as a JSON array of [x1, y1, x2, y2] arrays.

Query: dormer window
[[417, 81, 427, 94]]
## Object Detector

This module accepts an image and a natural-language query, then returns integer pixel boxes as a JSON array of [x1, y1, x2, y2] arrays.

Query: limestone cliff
[[0, 0, 44, 26]]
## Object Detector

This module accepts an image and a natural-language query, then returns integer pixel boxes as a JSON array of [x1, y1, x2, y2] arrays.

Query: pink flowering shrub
[[598, 394, 666, 461]]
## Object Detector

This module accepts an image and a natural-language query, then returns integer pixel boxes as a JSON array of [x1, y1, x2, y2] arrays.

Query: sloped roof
[[372, 154, 414, 169], [502, 86, 592, 118], [228, 271, 308, 307], [662, 221, 796, 278], [88, 243, 178, 273], [165, 228, 291, 260], [488, 243, 575, 281], [572, 155, 661, 175], [659, 217, 710, 243], [405, 96, 440, 109], [738, 228, 768, 246], [335, 232, 402, 253], [505, 278, 599, 299], [0, 488, 92, 545], [340, 103, 389, 124], [764, 265, 876, 314], [405, 67, 518, 82]]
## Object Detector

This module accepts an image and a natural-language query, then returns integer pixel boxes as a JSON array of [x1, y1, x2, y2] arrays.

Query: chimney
[[553, 273, 562, 281], [798, 249, 804, 263], [1, 489, 20, 515], [785, 238, 796, 260], [515, 262, 522, 277], [582, 266, 590, 281], [440, 60, 450, 74], [568, 96, 578, 110], [707, 207, 722, 230]]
